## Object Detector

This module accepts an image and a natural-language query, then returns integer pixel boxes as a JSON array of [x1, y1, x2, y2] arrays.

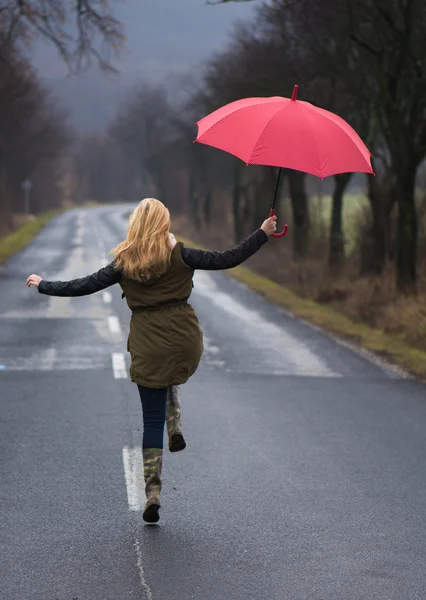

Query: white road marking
[[203, 335, 226, 369], [112, 352, 127, 378], [37, 347, 57, 371], [122, 446, 145, 510], [208, 360, 226, 367], [0, 344, 108, 371], [108, 315, 121, 334], [134, 538, 154, 600], [36, 239, 111, 320], [72, 219, 84, 246], [204, 336, 220, 355], [103, 291, 112, 304]]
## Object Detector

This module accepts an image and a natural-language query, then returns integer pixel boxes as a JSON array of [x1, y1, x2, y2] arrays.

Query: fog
[[32, 0, 257, 130]]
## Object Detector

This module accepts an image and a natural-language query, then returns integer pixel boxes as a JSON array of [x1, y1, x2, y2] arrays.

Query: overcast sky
[[32, 0, 257, 130]]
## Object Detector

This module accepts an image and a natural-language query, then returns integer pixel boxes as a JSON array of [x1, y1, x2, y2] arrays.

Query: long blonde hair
[[110, 198, 172, 281]]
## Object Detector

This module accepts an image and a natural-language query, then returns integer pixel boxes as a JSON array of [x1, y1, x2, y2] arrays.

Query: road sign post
[[22, 179, 33, 215]]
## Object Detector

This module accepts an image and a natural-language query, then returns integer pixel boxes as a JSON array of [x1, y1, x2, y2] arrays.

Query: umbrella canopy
[[195, 86, 374, 180]]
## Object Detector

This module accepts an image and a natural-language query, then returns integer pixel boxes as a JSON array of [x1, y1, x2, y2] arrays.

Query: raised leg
[[166, 385, 186, 453]]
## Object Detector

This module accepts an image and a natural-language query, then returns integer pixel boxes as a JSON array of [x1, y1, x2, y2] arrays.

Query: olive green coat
[[120, 242, 203, 388]]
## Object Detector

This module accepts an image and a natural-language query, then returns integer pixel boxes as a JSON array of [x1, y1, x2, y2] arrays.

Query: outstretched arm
[[26, 261, 122, 297], [181, 217, 276, 271]]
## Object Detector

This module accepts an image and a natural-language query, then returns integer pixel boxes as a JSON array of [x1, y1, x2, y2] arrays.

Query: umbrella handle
[[269, 208, 289, 238]]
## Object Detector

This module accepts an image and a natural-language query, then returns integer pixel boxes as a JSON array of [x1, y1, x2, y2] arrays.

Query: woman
[[26, 198, 277, 523]]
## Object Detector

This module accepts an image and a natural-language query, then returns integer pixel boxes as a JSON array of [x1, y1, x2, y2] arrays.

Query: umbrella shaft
[[271, 168, 283, 211]]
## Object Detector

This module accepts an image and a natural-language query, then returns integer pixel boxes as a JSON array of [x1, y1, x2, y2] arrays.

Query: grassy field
[[289, 192, 369, 252], [309, 192, 369, 220]]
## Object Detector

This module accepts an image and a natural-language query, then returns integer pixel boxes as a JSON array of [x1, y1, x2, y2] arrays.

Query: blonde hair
[[109, 198, 172, 281]]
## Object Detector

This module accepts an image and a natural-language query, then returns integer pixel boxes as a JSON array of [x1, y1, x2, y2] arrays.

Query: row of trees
[[0, 0, 125, 234], [80, 0, 425, 293], [212, 0, 426, 294], [204, 0, 426, 293], [0, 34, 71, 234]]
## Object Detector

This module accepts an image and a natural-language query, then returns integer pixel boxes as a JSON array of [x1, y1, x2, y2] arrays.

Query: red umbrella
[[195, 85, 374, 238]]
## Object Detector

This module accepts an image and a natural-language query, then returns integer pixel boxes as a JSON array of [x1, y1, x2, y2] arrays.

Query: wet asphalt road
[[0, 204, 425, 600]]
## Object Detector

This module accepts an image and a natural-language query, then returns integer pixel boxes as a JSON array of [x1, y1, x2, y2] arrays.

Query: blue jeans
[[137, 385, 167, 449]]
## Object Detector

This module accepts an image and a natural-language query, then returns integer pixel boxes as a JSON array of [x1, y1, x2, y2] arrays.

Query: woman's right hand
[[261, 215, 278, 236], [26, 274, 43, 288]]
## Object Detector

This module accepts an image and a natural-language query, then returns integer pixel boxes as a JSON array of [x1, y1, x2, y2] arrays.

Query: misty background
[[32, 1, 257, 130]]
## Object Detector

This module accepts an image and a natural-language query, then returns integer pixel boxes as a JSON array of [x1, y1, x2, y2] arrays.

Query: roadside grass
[[0, 201, 104, 266], [0, 210, 64, 265], [177, 233, 426, 382]]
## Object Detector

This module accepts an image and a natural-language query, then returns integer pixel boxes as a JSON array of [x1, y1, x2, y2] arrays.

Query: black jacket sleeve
[[37, 261, 122, 297], [181, 229, 268, 270]]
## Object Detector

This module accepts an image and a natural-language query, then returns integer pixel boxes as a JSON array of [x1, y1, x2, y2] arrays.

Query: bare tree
[[197, 18, 310, 252], [0, 36, 71, 231], [218, 0, 426, 291], [0, 0, 124, 72], [73, 134, 136, 203], [110, 84, 189, 210], [206, 0, 300, 5], [347, 0, 426, 292]]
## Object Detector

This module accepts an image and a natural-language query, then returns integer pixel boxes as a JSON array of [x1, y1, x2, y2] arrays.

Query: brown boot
[[166, 386, 186, 453], [142, 448, 163, 523]]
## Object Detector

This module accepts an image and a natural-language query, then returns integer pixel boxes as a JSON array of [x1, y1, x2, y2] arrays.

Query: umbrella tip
[[292, 85, 298, 101]]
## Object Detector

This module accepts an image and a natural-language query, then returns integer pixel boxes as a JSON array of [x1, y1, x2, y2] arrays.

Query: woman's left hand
[[26, 274, 43, 288]]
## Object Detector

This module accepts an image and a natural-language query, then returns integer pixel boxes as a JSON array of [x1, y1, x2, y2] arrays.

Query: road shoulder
[[177, 234, 426, 382]]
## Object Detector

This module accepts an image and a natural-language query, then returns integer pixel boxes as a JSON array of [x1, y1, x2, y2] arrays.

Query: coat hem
[[130, 374, 190, 388]]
